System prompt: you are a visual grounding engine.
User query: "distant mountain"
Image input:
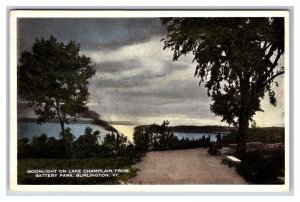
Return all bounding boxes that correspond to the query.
[170,125,232,133]
[134,124,232,133]
[135,124,284,134]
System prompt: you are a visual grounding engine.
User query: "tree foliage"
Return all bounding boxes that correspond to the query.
[161,18,284,153]
[133,121,211,151]
[17,130,75,159]
[73,127,101,158]
[17,127,134,159]
[102,133,128,155]
[18,36,95,135]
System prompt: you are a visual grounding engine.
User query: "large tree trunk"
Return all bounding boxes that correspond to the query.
[236,116,249,155]
[59,119,65,137]
[116,133,120,152]
[236,75,250,155]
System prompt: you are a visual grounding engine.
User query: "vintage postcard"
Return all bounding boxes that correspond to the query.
[10,10,290,192]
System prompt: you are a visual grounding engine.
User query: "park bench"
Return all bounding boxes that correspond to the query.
[225,155,241,167]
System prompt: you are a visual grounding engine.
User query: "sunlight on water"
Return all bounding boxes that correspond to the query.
[111,124,136,142]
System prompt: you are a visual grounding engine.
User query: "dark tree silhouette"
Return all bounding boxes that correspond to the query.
[18,36,95,136]
[133,127,151,152]
[73,127,101,158]
[161,18,284,154]
[102,133,128,154]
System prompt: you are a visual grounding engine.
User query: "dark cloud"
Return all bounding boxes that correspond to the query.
[17,102,37,118]
[94,60,191,88]
[124,79,209,100]
[18,18,165,52]
[95,60,141,73]
[88,91,214,119]
[95,77,147,88]
[17,17,284,128]
[87,72,213,120]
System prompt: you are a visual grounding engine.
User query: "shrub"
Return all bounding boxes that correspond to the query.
[236,150,284,184]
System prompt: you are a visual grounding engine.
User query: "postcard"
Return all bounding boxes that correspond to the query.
[9,10,290,193]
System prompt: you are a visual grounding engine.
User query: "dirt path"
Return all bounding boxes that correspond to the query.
[129,148,246,184]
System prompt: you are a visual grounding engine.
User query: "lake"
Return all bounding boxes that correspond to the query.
[18,122,225,143]
[18,122,111,141]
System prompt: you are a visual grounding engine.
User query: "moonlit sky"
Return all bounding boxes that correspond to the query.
[17,18,285,127]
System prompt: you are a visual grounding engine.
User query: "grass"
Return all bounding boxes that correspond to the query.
[18,154,143,184]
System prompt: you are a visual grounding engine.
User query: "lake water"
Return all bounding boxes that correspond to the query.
[18,122,111,141]
[18,122,225,143]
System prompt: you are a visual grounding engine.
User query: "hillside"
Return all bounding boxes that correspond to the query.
[170,125,232,133]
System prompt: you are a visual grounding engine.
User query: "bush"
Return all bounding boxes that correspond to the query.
[18,127,136,159]
[236,150,284,184]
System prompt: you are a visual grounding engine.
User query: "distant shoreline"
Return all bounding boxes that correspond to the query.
[18,117,284,134]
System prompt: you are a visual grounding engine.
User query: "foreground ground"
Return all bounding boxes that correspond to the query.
[129,148,246,184]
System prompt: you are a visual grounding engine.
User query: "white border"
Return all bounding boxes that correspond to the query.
[11,10,289,18]
[9,10,290,193]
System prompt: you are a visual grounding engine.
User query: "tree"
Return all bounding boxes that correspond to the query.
[73,127,101,158]
[17,137,30,158]
[133,127,151,152]
[18,36,96,136]
[60,127,75,158]
[102,132,128,155]
[161,18,284,154]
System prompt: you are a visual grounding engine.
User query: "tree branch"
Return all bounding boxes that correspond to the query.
[264,44,277,61]
[270,49,283,69]
[263,70,284,85]
[47,97,59,114]
[262,41,272,53]
[47,97,64,125]
[255,48,284,92]
[263,49,283,79]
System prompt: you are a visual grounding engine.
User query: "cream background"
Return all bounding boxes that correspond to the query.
[9,9,291,194]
